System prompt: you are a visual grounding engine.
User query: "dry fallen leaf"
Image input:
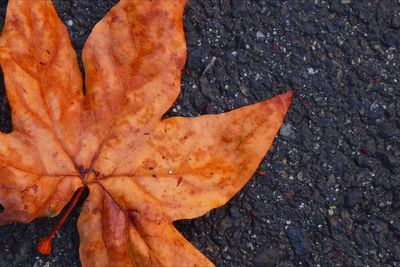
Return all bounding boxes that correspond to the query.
[0,0,293,266]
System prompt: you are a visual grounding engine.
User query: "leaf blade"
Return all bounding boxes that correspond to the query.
[104,91,293,220]
[0,0,84,164]
[79,183,214,267]
[79,0,187,168]
[0,0,84,224]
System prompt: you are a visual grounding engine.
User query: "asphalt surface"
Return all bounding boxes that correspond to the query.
[0,0,399,266]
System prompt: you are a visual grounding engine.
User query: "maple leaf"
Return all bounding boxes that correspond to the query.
[0,0,293,266]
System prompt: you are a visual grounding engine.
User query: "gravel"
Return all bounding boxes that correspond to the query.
[0,0,399,266]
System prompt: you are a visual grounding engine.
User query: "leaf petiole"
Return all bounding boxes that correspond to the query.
[37,187,86,255]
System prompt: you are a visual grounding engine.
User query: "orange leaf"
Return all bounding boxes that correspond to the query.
[0,0,293,266]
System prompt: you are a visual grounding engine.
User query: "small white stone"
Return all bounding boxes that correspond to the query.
[67,20,74,27]
[256,31,265,38]
[308,67,317,75]
[280,123,294,136]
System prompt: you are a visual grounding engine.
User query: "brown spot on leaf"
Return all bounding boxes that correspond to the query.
[176,176,183,187]
[143,158,158,170]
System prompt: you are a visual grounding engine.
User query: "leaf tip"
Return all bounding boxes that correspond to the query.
[273,89,295,113]
[283,88,295,104]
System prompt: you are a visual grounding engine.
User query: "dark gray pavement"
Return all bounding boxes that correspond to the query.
[0,0,399,266]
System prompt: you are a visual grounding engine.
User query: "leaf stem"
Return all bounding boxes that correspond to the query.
[37,187,85,255]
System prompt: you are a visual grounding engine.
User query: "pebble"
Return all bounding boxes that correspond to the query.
[254,247,279,267]
[307,68,317,75]
[345,189,363,208]
[256,31,265,39]
[287,226,310,260]
[280,123,294,137]
[218,216,233,234]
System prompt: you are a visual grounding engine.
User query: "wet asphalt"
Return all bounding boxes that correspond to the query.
[0,0,399,266]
